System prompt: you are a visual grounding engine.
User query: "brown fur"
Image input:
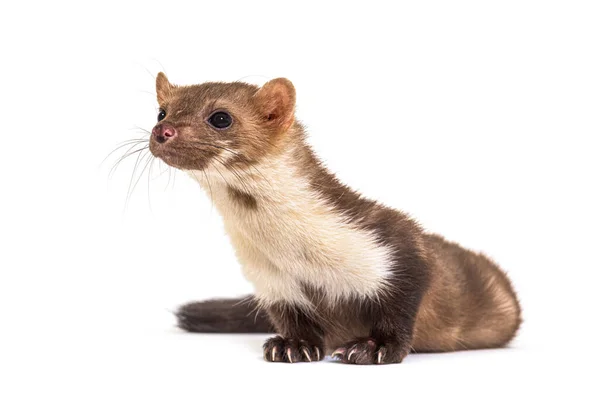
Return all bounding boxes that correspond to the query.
[227,186,258,210]
[150,73,522,364]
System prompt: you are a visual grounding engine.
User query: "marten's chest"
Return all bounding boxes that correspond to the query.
[211,182,394,307]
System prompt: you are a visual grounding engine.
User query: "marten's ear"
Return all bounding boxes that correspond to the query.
[156,72,173,104]
[255,78,296,133]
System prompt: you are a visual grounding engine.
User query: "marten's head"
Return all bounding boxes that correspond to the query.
[149,73,296,171]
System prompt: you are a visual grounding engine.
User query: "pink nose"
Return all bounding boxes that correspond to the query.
[152,123,177,144]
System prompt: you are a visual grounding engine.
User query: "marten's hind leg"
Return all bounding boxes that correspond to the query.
[413,235,522,352]
[458,262,522,349]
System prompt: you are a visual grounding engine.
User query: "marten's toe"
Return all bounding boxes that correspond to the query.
[332,338,409,365]
[263,336,323,363]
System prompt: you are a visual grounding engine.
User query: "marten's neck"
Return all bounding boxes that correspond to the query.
[188,122,379,234]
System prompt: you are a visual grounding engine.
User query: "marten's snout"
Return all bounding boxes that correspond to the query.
[152,123,177,144]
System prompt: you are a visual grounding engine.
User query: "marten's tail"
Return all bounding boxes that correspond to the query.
[176,296,275,333]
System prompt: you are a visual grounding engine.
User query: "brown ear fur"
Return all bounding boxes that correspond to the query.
[156,72,173,104]
[255,78,296,133]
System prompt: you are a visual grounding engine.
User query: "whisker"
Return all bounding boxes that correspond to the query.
[190,170,215,212]
[126,149,154,208]
[138,89,156,98]
[189,141,243,157]
[109,145,149,178]
[151,58,168,77]
[230,166,255,196]
[213,155,252,196]
[165,163,173,191]
[156,160,168,177]
[152,159,167,181]
[188,140,274,189]
[236,162,274,192]
[147,155,155,213]
[117,136,150,145]
[124,148,148,209]
[102,139,148,168]
[131,125,152,135]
[201,169,214,211]
[211,160,233,191]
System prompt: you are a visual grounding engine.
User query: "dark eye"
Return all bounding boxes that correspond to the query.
[208,111,232,129]
[157,109,166,122]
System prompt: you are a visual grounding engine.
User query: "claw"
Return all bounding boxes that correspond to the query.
[331,348,346,359]
[315,347,320,361]
[286,348,293,363]
[271,346,278,362]
[301,347,312,362]
[377,350,383,364]
[347,347,357,361]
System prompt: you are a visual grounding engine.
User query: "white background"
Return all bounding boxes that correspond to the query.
[1,1,599,403]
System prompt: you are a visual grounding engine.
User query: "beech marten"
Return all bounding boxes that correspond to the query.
[147,73,521,364]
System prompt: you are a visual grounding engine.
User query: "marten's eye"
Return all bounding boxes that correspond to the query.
[207,111,232,129]
[157,109,166,122]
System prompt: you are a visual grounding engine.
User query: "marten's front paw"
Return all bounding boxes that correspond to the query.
[331,338,409,365]
[263,336,323,363]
